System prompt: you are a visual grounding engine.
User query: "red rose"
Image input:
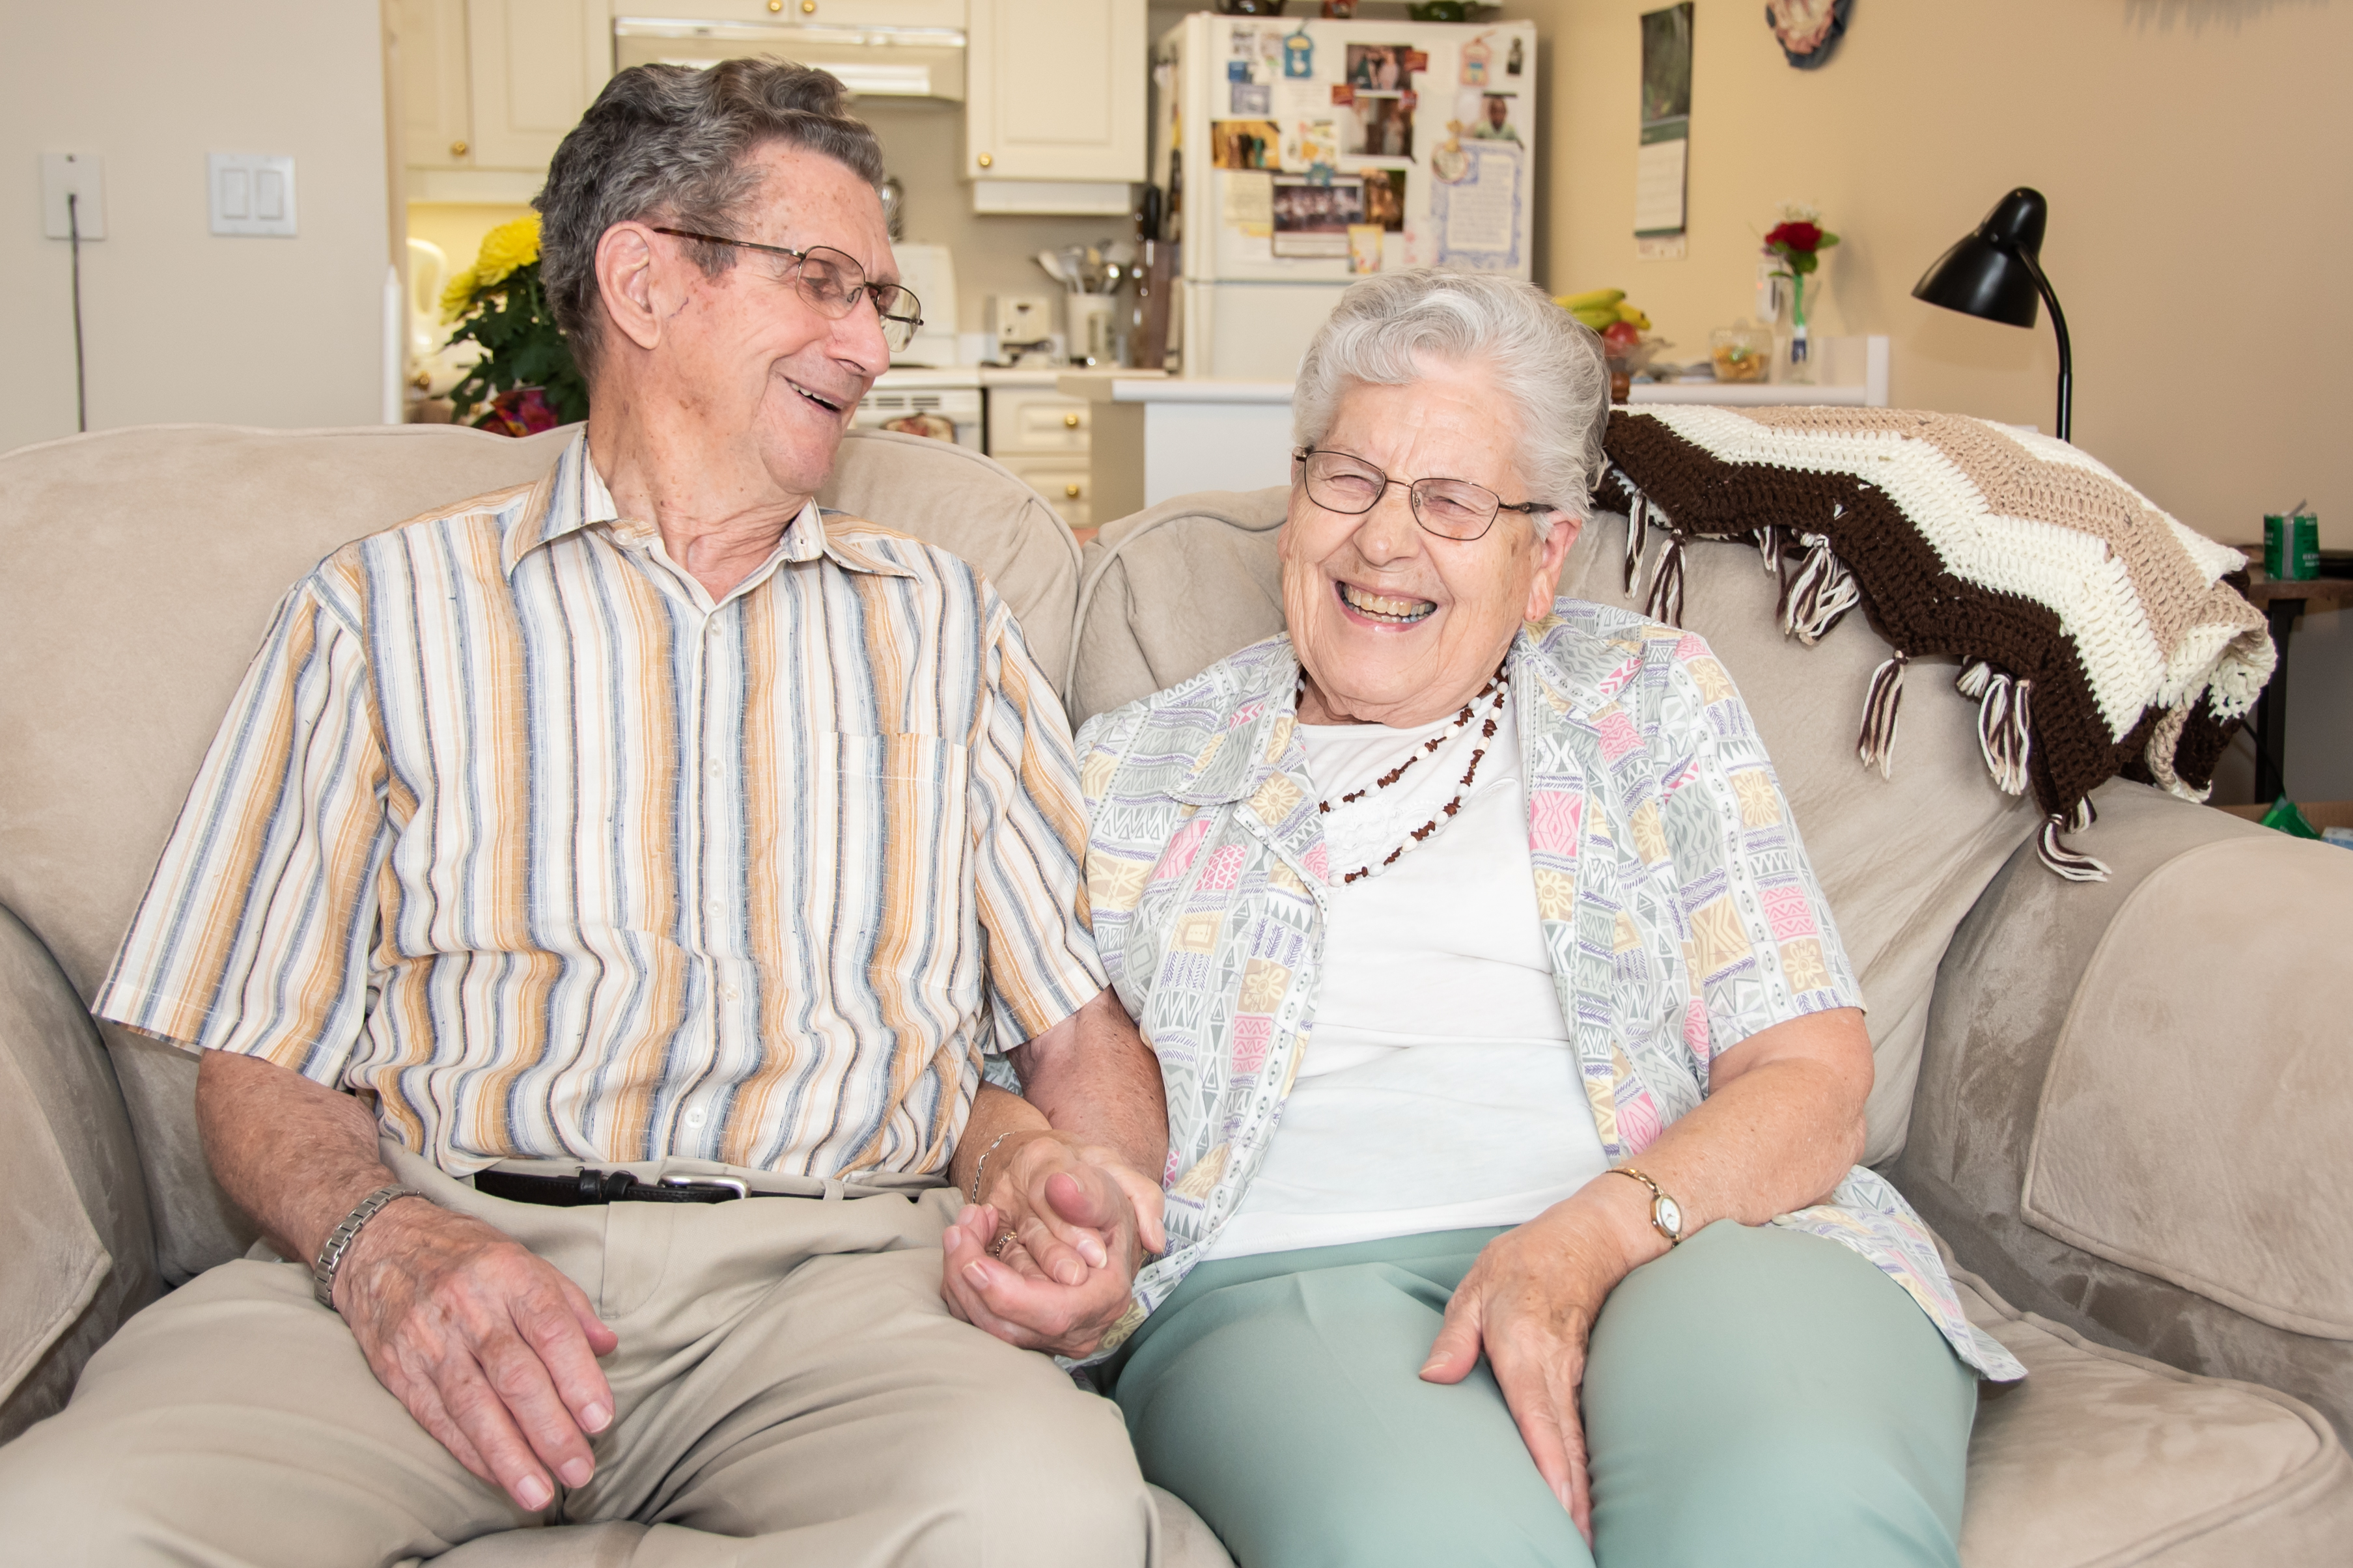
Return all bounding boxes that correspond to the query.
[1766,221,1823,252]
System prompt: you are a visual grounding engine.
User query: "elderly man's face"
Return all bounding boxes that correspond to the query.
[1279,361,1578,728]
[654,142,895,497]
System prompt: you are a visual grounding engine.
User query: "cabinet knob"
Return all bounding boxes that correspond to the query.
[449,139,468,157]
[801,0,816,11]
[976,153,993,169]
[1062,412,1081,428]
[1064,483,1082,499]
[768,0,783,8]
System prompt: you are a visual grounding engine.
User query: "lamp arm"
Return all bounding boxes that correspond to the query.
[2016,247,2072,443]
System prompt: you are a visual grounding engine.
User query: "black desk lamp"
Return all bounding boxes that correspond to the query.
[1912,187,2072,442]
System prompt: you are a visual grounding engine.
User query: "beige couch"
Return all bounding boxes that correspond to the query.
[1,424,2347,1565]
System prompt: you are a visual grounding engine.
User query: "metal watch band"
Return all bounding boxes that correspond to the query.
[312,1184,427,1308]
[1605,1165,1684,1246]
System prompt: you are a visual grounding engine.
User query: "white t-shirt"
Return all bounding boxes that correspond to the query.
[1204,698,1612,1260]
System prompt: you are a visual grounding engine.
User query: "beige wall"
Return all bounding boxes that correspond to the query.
[0,1,392,454]
[1522,0,2352,553]
[1514,0,2351,803]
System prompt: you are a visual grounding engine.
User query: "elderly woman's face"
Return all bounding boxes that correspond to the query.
[1279,361,1578,727]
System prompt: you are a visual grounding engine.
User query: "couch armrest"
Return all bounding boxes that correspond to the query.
[0,902,158,1443]
[1893,780,2353,1446]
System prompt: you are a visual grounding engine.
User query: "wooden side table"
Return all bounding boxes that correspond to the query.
[2239,573,2350,803]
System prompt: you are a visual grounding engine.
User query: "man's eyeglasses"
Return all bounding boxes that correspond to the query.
[1293,447,1551,542]
[652,227,924,353]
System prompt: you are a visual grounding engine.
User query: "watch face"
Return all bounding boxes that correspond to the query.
[1655,1195,1684,1237]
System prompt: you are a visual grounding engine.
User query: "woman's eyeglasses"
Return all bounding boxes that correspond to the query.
[652,227,924,353]
[1293,447,1550,542]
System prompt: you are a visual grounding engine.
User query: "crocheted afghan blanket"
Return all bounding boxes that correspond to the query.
[1596,406,2274,879]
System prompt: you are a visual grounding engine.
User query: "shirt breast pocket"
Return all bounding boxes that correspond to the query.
[822,732,974,969]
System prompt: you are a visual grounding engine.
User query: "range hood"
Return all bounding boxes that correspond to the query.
[613,18,966,101]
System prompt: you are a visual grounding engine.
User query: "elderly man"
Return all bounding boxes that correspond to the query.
[0,59,1167,1567]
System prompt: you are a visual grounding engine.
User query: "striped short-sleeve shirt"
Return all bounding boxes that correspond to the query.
[94,432,1106,1177]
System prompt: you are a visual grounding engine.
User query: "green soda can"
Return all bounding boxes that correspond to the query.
[2264,508,2318,581]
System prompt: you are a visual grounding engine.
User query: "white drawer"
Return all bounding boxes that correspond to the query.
[988,388,1090,455]
[994,456,1091,530]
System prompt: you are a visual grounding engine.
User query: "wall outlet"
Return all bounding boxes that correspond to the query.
[209,153,297,237]
[40,152,105,240]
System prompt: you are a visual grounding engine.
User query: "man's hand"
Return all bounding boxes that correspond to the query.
[334,1198,620,1512]
[1418,1191,1652,1546]
[938,1132,1163,1357]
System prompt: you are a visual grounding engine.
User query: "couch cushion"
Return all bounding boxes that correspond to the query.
[0,420,1078,1284]
[1953,1265,2353,1565]
[2021,833,2353,1341]
[1072,495,2042,1161]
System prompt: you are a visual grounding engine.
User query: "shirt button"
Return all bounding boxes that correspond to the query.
[720,983,741,1001]
[708,895,724,913]
[684,1107,708,1129]
[708,759,724,778]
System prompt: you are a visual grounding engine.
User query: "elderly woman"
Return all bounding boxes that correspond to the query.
[1066,270,2025,1567]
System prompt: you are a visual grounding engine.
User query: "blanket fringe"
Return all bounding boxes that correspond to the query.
[1953,659,2033,796]
[1756,523,1786,579]
[1643,530,1689,627]
[1623,488,1653,594]
[2038,811,2110,881]
[1778,532,1861,646]
[1856,652,1908,779]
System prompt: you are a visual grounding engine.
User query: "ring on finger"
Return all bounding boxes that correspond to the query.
[990,1228,1019,1258]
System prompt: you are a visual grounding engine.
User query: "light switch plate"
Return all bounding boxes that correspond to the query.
[40,152,105,240]
[209,153,297,237]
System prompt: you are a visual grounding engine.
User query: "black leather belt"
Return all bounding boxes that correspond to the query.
[473,1167,753,1206]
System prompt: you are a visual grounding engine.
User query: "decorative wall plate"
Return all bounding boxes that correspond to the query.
[1764,0,1850,69]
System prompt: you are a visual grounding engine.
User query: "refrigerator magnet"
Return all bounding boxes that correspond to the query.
[1283,26,1315,78]
[1232,82,1272,116]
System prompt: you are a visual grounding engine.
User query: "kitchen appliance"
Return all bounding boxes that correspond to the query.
[613,15,966,100]
[887,242,960,368]
[1156,12,1539,378]
[852,368,982,449]
[988,295,1055,356]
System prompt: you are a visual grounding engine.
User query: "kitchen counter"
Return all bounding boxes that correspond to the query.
[1057,373,1289,516]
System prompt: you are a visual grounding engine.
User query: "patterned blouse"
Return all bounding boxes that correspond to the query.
[1073,602,2026,1381]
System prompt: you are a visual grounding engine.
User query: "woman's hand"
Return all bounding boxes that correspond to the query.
[939,1130,1165,1358]
[1419,1181,1660,1546]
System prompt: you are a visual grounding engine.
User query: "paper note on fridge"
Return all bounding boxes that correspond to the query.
[1223,170,1275,235]
[1434,144,1521,268]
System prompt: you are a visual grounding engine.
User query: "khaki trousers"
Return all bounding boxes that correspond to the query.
[0,1144,1157,1568]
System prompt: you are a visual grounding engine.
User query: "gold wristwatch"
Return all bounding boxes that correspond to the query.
[1606,1166,1685,1246]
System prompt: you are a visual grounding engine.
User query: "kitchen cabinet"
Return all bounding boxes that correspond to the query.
[966,0,1143,213]
[987,380,1096,532]
[393,0,474,171]
[391,0,609,184]
[624,0,964,23]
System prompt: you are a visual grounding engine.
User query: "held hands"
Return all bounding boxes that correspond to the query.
[333,1199,619,1513]
[939,1129,1167,1357]
[1417,1183,1663,1546]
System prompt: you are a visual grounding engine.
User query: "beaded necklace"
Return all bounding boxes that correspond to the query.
[1299,664,1510,885]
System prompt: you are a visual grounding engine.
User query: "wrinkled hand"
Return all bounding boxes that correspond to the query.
[335,1198,619,1513]
[1417,1196,1638,1546]
[940,1133,1165,1357]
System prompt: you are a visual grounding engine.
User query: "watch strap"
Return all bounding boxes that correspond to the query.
[1604,1165,1683,1246]
[312,1184,427,1308]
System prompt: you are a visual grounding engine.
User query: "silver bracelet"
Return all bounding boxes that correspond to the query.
[969,1129,1021,1205]
[312,1184,427,1308]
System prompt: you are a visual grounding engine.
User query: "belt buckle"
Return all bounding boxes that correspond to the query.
[660,1173,749,1201]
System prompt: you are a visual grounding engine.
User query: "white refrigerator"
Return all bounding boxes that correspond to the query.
[1154,11,1539,381]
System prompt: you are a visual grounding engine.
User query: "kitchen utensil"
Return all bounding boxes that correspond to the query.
[1068,294,1117,366]
[1035,249,1071,288]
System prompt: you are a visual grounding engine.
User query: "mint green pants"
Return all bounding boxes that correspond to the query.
[1108,1221,1975,1568]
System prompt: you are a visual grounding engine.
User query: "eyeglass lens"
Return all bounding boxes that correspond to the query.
[1300,450,1503,540]
[790,247,921,351]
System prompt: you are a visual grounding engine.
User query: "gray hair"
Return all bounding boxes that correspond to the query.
[1292,269,1611,534]
[535,59,885,374]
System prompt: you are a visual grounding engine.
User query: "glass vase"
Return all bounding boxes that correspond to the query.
[1782,272,1817,385]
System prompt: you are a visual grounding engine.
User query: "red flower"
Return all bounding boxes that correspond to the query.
[1765,220,1823,252]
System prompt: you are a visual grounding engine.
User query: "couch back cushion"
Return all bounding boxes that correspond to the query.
[1073,491,2041,1162]
[0,421,1076,1280]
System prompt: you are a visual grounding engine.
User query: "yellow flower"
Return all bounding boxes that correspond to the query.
[473,214,541,287]
[439,266,479,324]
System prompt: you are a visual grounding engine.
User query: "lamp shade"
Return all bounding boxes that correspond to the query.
[1912,187,2050,328]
